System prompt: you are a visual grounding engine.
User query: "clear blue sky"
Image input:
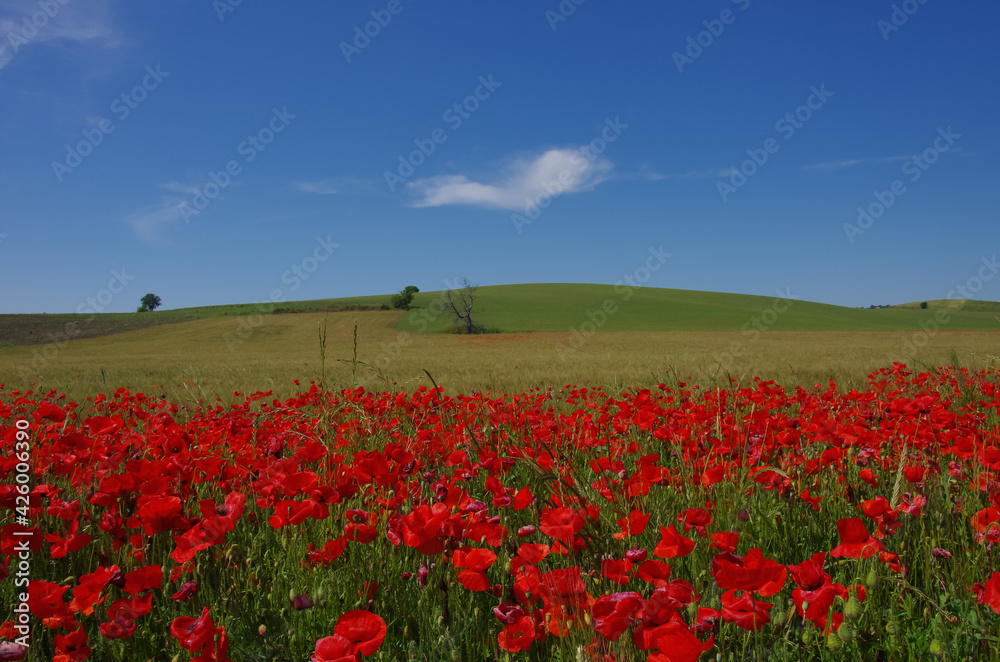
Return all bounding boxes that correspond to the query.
[1,0,997,314]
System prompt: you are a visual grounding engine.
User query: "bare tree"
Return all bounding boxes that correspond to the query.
[445,279,479,334]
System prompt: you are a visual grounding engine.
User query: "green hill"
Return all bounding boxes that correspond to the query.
[397,284,1000,333]
[1,284,997,348]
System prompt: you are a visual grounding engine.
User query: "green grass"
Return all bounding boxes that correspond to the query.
[397,284,1000,334]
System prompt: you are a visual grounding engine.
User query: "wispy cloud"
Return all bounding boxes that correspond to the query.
[126,200,186,244]
[296,177,377,195]
[0,0,117,70]
[126,180,204,243]
[803,155,913,171]
[407,148,614,210]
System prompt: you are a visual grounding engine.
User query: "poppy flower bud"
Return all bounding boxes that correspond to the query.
[258,625,267,637]
[517,525,537,538]
[844,596,862,621]
[826,633,843,651]
[291,594,314,611]
[737,509,750,522]
[107,568,126,588]
[929,639,944,657]
[931,547,952,558]
[625,548,647,563]
[837,625,856,643]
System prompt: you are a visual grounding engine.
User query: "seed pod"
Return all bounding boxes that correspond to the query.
[885,622,898,637]
[844,596,862,621]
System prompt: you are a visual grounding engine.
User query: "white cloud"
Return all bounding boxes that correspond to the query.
[0,0,117,70]
[406,148,614,211]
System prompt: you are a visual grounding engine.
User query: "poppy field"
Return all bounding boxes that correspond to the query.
[1,363,999,661]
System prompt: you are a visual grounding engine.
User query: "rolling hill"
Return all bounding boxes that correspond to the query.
[1,284,998,348]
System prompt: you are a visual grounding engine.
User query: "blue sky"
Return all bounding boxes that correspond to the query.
[0,0,997,314]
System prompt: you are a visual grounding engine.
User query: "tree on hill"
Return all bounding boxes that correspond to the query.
[138,293,161,312]
[391,285,419,310]
[445,279,479,334]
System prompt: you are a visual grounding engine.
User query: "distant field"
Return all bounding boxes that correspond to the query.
[1,308,997,402]
[2,284,996,400]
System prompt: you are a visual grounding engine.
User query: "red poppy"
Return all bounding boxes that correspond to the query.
[653,525,696,559]
[593,592,645,641]
[720,589,772,631]
[634,560,672,588]
[71,565,119,615]
[651,621,714,662]
[334,611,386,656]
[27,581,73,627]
[453,546,496,571]
[539,507,584,540]
[53,627,90,661]
[34,401,67,423]
[170,606,216,654]
[136,495,185,536]
[311,635,358,662]
[712,548,786,596]
[974,571,1000,615]
[709,531,739,553]
[108,594,153,621]
[614,510,650,540]
[100,619,137,639]
[453,547,497,591]
[860,496,901,538]
[45,520,92,559]
[830,518,883,559]
[786,552,847,627]
[516,543,550,565]
[498,615,536,653]
[600,558,633,585]
[538,567,588,607]
[401,503,450,555]
[306,537,348,568]
[172,580,198,602]
[123,565,163,595]
[677,508,712,538]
